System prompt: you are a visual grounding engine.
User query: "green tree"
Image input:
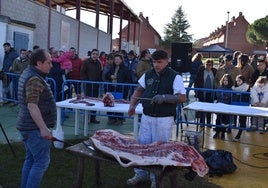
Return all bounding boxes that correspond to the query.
[246,15,268,49]
[161,6,192,48]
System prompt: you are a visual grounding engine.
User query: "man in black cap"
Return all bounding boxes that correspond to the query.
[127,50,186,188]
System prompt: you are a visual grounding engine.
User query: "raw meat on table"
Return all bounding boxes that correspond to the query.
[68,94,129,106]
[90,129,209,177]
[102,93,115,107]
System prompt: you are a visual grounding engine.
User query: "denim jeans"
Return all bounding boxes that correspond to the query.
[20,130,51,188]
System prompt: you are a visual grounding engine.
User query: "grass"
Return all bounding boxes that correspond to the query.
[0,140,222,188]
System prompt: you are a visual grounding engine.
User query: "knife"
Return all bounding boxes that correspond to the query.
[133,97,152,101]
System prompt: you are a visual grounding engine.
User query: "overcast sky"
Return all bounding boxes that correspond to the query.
[66,0,268,40]
[123,0,268,40]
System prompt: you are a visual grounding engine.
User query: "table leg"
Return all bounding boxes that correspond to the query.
[169,174,178,188]
[75,109,79,135]
[155,174,163,188]
[75,157,85,188]
[84,110,89,136]
[95,159,101,184]
[133,114,139,139]
[56,107,61,129]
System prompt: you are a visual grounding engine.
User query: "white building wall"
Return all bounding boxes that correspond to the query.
[98,30,112,54]
[0,22,8,68]
[79,22,98,57]
[0,22,8,102]
[0,0,111,57]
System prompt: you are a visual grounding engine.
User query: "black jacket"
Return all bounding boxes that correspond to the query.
[195,66,217,101]
[142,66,177,117]
[105,63,132,99]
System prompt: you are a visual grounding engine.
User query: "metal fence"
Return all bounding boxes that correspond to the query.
[0,72,57,103]
[1,71,264,134]
[177,87,259,134]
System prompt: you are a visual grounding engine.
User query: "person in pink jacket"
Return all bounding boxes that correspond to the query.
[52,46,73,71]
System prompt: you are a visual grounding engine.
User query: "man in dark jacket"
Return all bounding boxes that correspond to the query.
[250,59,268,86]
[2,42,19,102]
[80,48,102,123]
[2,42,19,72]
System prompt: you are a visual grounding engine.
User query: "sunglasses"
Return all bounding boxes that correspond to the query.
[206,64,212,66]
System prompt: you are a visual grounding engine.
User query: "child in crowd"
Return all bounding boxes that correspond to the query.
[52,46,73,85]
[232,75,250,141]
[214,74,233,139]
[250,76,268,134]
[52,46,73,71]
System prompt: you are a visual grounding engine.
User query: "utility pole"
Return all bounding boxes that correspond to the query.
[225,11,230,48]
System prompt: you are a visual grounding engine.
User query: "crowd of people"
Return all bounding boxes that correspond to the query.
[192,51,268,141]
[1,43,268,133]
[0,43,154,122]
[1,43,268,129]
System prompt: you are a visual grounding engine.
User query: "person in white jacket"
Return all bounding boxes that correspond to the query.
[232,74,250,142]
[250,76,268,133]
[232,75,250,141]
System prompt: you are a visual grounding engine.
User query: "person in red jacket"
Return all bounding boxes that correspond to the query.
[69,47,83,95]
[99,51,107,69]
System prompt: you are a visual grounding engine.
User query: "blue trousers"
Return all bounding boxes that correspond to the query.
[20,130,51,188]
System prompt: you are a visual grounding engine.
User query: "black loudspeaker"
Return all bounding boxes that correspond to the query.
[171,42,192,73]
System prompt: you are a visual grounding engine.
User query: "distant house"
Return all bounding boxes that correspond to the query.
[199,12,265,56]
[114,12,162,53]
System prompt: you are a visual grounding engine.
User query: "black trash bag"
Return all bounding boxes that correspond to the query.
[202,149,237,177]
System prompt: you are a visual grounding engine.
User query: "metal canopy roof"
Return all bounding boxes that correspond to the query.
[35,0,140,22]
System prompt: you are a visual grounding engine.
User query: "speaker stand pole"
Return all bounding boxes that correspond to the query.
[0,122,16,157]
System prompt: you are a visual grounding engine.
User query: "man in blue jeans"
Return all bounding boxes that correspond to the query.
[16,49,56,188]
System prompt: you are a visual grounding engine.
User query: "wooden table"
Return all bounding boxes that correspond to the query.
[66,141,186,188]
